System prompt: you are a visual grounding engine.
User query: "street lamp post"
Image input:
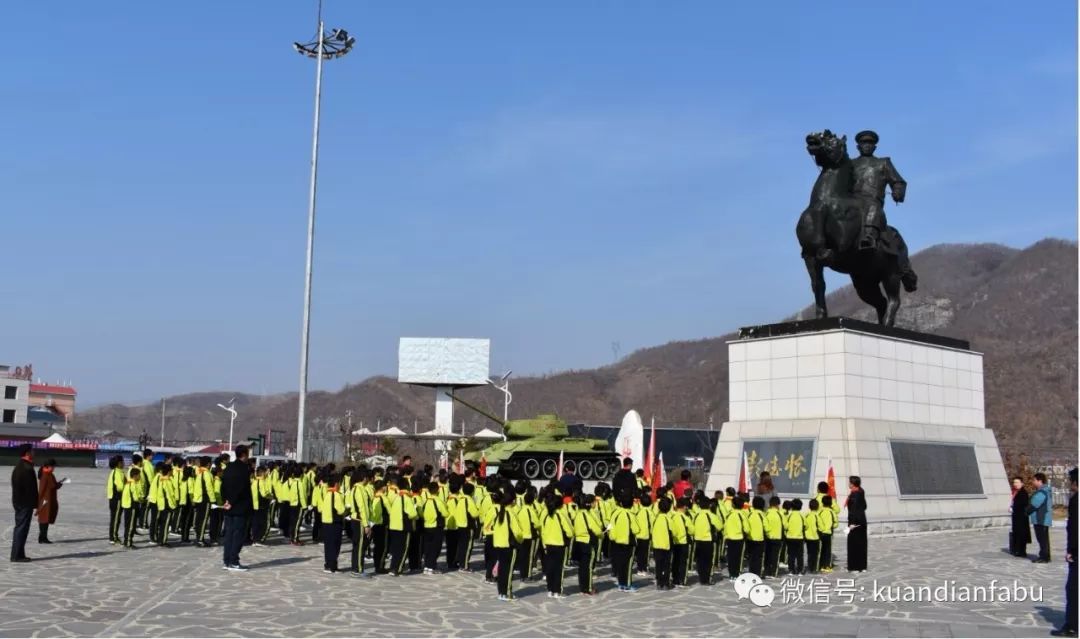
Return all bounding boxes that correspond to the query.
[217,400,238,453]
[293,1,356,462]
[487,371,512,441]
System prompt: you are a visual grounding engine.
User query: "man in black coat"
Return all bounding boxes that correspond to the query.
[10,443,37,562]
[220,445,253,571]
[1052,467,1078,637]
[612,458,637,503]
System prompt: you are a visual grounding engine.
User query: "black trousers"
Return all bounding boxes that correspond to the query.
[611,541,634,587]
[654,548,672,588]
[516,537,536,578]
[349,521,366,572]
[805,538,821,572]
[209,509,223,544]
[136,499,148,529]
[10,507,32,560]
[371,524,388,572]
[846,526,867,571]
[747,540,765,577]
[251,508,268,543]
[765,540,783,577]
[1034,525,1051,561]
[695,540,714,584]
[574,540,595,593]
[178,504,193,542]
[1066,557,1077,631]
[726,539,744,578]
[277,502,289,536]
[154,507,173,545]
[820,533,833,569]
[424,529,444,570]
[193,502,210,544]
[388,529,410,575]
[122,508,136,547]
[323,520,342,571]
[108,497,122,542]
[496,546,516,597]
[672,544,689,586]
[444,529,461,571]
[484,536,496,579]
[312,518,321,543]
[543,545,565,593]
[455,527,475,571]
[788,538,805,574]
[409,528,423,570]
[635,538,650,573]
[222,515,245,566]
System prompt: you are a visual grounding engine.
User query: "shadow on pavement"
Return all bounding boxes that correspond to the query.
[1034,605,1064,628]
[245,557,313,569]
[33,551,117,562]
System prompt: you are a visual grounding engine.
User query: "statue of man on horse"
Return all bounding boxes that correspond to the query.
[795,129,918,327]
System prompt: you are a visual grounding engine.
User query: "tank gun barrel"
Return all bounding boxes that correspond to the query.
[447,392,506,428]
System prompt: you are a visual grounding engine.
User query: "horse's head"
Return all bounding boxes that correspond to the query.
[806,129,848,168]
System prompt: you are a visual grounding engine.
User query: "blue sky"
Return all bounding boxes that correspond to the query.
[2,1,1076,406]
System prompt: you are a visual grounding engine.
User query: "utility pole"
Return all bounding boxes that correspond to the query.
[159,398,165,447]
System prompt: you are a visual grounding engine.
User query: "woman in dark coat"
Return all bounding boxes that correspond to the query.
[845,475,868,572]
[37,458,62,543]
[1009,476,1031,557]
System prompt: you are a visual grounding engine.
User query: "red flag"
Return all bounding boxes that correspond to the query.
[650,450,663,500]
[479,453,487,479]
[826,457,836,499]
[556,450,564,480]
[738,451,749,494]
[645,417,656,485]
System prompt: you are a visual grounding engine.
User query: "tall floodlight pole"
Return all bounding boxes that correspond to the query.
[487,371,512,441]
[293,0,356,462]
[217,400,238,452]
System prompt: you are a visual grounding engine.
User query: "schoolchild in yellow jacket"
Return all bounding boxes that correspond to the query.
[764,496,784,577]
[784,498,805,574]
[670,497,692,587]
[818,495,838,572]
[320,473,347,573]
[652,497,674,590]
[489,492,523,601]
[723,496,747,579]
[120,467,143,548]
[540,492,573,598]
[572,494,603,595]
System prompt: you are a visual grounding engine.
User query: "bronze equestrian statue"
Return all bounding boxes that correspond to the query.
[795,129,918,327]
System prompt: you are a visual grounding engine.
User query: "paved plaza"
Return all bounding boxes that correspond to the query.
[0,467,1071,637]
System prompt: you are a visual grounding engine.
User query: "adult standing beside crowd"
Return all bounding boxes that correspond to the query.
[1009,476,1031,557]
[845,475,867,573]
[37,458,62,544]
[9,443,37,562]
[220,444,253,571]
[1051,467,1077,637]
[1030,472,1053,563]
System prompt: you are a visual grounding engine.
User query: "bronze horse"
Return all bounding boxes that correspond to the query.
[795,130,915,327]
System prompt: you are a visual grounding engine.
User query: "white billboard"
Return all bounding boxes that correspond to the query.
[398,338,491,386]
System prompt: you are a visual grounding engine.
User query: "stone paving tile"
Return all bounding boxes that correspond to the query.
[0,467,1072,637]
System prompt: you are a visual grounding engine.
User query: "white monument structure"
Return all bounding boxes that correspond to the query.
[398,338,491,451]
[705,317,1011,534]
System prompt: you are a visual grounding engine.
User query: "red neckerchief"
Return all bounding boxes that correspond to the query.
[43,467,53,475]
[21,454,33,463]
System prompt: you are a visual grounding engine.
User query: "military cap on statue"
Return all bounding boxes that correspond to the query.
[855,130,879,144]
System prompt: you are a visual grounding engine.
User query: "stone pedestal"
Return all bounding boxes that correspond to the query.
[705,318,1010,534]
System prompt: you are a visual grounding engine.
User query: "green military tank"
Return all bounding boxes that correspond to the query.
[451,394,620,481]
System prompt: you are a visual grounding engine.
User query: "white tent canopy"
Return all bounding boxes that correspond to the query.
[373,426,408,438]
[415,429,463,440]
[352,427,375,436]
[41,433,70,444]
[472,428,503,440]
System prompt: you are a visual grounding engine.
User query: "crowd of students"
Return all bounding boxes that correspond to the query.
[105,449,845,600]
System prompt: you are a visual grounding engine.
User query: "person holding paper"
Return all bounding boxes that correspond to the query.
[36,459,62,544]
